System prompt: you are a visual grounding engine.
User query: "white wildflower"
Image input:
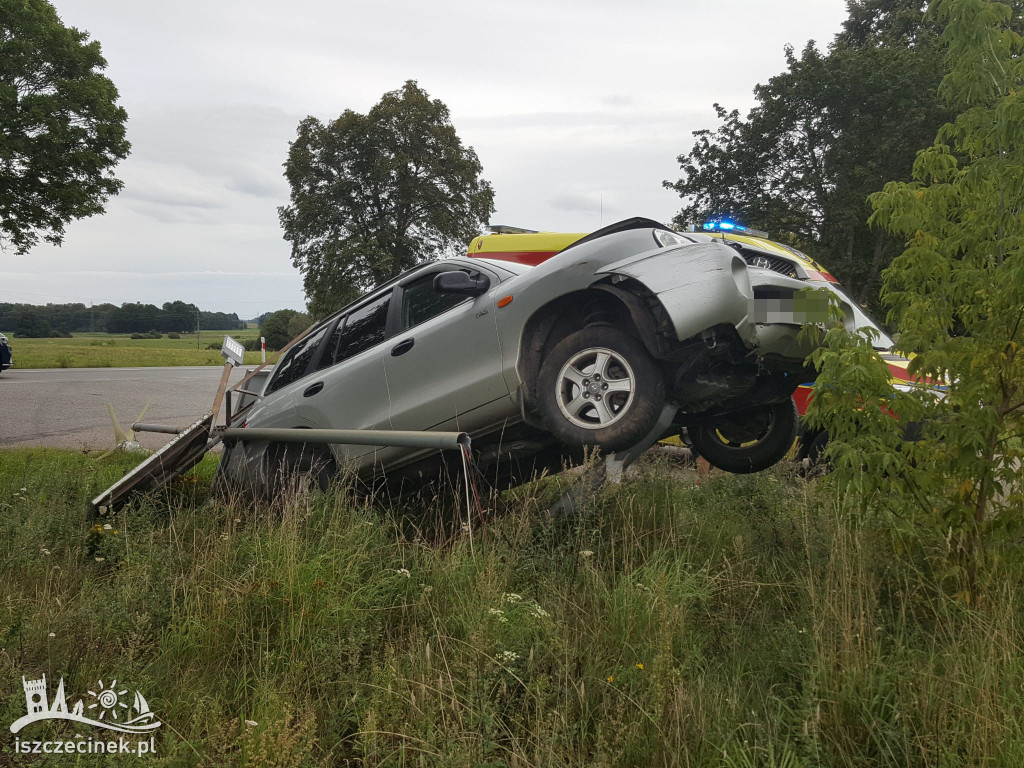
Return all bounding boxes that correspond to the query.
[48,632,55,638]
[580,550,594,558]
[396,568,411,578]
[103,524,113,530]
[497,650,520,663]
[41,548,51,556]
[94,557,105,562]
[244,720,258,728]
[503,593,522,603]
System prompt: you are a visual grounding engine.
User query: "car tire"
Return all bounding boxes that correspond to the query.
[804,430,830,466]
[266,442,335,495]
[688,397,798,474]
[537,326,666,452]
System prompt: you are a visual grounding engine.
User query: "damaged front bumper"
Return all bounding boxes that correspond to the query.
[598,243,825,367]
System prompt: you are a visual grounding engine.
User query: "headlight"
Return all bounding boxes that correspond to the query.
[653,229,687,248]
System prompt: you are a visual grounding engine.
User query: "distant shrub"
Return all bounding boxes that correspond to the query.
[147,330,162,339]
[167,332,180,339]
[260,309,309,350]
[130,333,146,339]
[206,342,221,350]
[243,338,264,352]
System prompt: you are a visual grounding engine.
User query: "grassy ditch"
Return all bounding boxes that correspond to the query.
[0,449,1021,766]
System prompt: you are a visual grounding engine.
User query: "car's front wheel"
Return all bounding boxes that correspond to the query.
[688,398,798,474]
[537,327,666,452]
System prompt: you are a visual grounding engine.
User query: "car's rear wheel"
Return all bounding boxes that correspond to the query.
[265,442,335,495]
[537,327,666,452]
[688,397,798,474]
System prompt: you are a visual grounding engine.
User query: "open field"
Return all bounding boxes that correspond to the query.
[1,449,1021,766]
[0,330,268,369]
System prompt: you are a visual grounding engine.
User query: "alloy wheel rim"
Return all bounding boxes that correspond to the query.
[555,347,636,429]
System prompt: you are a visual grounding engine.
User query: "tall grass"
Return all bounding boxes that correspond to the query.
[0,449,1021,766]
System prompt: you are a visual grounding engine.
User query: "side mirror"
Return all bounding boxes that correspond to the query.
[434,270,491,296]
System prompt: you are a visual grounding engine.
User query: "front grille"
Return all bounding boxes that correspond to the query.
[743,252,798,278]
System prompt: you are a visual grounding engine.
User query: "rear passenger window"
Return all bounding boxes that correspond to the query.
[266,324,328,394]
[332,295,391,364]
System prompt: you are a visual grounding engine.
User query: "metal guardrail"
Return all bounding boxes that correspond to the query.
[92,422,472,511]
[218,427,470,451]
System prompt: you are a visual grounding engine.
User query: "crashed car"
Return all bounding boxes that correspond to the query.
[0,333,12,374]
[469,221,942,467]
[218,217,824,494]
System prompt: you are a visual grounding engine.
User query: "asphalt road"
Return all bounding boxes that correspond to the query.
[0,366,253,450]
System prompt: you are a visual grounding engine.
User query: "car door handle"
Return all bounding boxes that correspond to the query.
[391,338,415,357]
[303,382,324,397]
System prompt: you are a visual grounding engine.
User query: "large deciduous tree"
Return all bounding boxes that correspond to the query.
[665,0,955,309]
[0,0,130,253]
[279,81,495,318]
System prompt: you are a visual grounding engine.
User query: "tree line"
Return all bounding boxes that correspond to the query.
[0,302,245,337]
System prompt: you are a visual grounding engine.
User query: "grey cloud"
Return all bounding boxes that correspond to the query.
[549,192,615,215]
[121,183,227,210]
[225,170,286,199]
[460,109,705,131]
[124,201,221,225]
[602,94,636,107]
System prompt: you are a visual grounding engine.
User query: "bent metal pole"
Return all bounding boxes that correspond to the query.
[132,423,183,435]
[218,427,470,452]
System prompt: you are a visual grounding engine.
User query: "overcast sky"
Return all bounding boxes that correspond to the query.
[3,0,849,317]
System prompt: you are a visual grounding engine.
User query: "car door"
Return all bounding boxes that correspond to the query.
[249,320,335,429]
[384,262,509,432]
[291,290,394,464]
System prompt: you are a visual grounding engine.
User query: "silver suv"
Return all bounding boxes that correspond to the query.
[218,218,821,493]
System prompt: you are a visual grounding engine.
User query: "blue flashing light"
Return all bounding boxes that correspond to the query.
[702,220,747,233]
